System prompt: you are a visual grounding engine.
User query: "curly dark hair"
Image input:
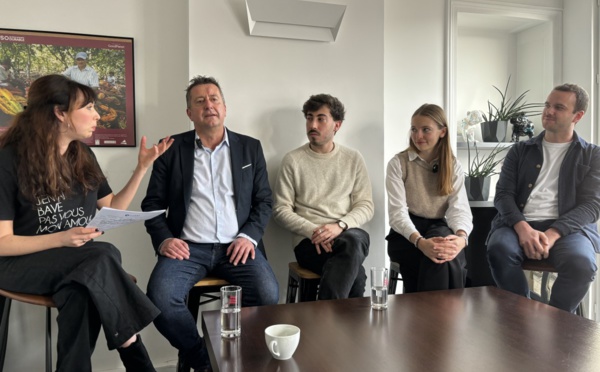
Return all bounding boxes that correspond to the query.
[302,94,345,121]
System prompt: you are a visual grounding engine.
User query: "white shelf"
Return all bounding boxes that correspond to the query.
[468,201,495,208]
[457,142,513,149]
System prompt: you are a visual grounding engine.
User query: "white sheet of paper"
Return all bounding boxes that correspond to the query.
[87,207,165,231]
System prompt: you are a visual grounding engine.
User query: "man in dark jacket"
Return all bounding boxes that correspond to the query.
[487,83,600,313]
[142,76,278,371]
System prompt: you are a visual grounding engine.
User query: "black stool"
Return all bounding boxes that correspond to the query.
[522,259,585,317]
[286,262,320,303]
[388,261,403,294]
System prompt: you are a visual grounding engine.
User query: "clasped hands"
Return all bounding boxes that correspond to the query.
[419,235,466,264]
[517,225,561,260]
[311,223,344,254]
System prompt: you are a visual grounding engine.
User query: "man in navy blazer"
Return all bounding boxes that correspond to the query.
[142,76,278,371]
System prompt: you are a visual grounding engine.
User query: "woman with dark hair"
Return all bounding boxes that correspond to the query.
[386,103,472,293]
[0,74,173,371]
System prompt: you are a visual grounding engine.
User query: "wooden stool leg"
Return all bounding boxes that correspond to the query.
[45,307,52,372]
[0,297,12,372]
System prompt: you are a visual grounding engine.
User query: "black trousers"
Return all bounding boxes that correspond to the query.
[0,241,159,371]
[386,214,466,293]
[294,228,369,299]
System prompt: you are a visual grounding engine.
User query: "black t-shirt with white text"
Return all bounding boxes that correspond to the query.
[0,146,112,236]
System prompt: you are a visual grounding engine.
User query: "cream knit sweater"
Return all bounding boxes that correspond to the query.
[273,143,374,248]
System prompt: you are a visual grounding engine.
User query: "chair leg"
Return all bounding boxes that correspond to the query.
[0,297,12,372]
[286,275,299,304]
[299,280,318,302]
[187,289,202,324]
[576,302,586,318]
[540,272,551,302]
[45,307,52,372]
[388,270,398,295]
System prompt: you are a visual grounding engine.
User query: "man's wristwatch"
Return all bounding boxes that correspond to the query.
[337,220,348,231]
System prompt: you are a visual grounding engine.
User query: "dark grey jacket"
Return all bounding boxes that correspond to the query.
[490,131,600,253]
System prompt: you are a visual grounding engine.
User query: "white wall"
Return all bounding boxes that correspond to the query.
[457,28,515,139]
[563,0,596,141]
[384,0,447,183]
[516,21,554,124]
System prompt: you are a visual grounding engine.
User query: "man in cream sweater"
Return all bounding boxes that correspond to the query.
[273,94,374,299]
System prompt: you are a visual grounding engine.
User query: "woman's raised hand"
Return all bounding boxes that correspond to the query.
[138,135,174,170]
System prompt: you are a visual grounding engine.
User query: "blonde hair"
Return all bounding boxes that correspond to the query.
[408,103,454,196]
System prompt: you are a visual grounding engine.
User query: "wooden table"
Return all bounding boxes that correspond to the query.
[201,287,600,372]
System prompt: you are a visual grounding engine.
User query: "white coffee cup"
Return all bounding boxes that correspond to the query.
[264,324,300,360]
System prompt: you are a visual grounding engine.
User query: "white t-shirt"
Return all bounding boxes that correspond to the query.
[523,139,571,221]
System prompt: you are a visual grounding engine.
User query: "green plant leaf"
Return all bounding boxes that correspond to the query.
[465,141,509,178]
[484,75,543,121]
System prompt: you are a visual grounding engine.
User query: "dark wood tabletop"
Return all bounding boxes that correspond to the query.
[201,286,600,372]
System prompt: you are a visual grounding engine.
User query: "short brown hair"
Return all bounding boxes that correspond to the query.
[553,83,589,113]
[186,75,225,108]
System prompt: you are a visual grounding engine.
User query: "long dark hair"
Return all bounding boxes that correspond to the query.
[0,74,105,202]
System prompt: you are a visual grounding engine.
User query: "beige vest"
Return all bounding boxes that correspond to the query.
[398,151,448,219]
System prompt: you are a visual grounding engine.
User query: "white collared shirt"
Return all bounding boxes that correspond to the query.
[180,130,255,245]
[386,150,473,240]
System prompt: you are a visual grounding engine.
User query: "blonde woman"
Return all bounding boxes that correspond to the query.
[386,104,472,292]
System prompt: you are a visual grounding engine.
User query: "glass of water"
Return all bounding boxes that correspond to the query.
[221,285,241,337]
[370,267,388,310]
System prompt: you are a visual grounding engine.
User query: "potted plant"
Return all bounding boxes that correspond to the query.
[464,141,509,201]
[481,76,543,142]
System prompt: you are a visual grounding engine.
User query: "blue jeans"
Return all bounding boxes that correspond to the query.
[294,228,369,299]
[487,220,597,313]
[146,242,278,368]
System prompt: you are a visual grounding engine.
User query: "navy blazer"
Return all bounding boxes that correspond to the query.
[142,129,272,255]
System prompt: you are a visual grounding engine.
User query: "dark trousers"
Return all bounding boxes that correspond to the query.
[294,228,369,299]
[0,242,160,372]
[386,215,466,293]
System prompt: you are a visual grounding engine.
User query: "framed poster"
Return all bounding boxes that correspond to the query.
[0,28,136,147]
